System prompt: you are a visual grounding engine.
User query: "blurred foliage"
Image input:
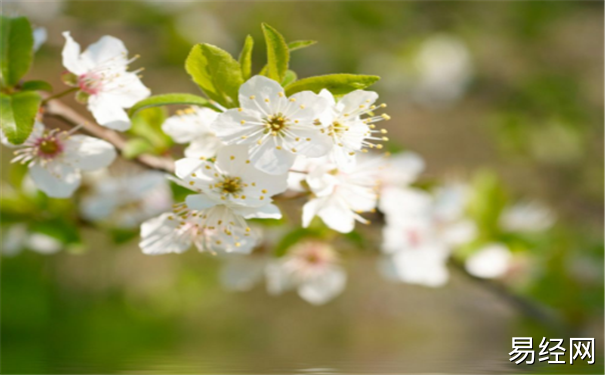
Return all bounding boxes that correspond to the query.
[1,1,603,373]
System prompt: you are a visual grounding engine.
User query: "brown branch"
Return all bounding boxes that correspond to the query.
[449,259,571,332]
[43,99,175,173]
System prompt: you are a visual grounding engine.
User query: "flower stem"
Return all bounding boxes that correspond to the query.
[41,87,78,105]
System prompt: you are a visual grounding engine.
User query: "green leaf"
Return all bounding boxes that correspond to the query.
[261,23,289,82]
[21,80,53,92]
[287,40,317,52]
[238,35,254,81]
[122,138,155,159]
[0,16,34,88]
[0,91,41,145]
[281,70,297,87]
[285,74,380,96]
[128,93,213,116]
[185,44,243,108]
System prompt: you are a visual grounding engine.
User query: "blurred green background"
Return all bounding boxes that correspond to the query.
[1,1,603,373]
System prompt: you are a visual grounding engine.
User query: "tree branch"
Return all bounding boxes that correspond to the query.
[449,259,571,331]
[43,99,175,173]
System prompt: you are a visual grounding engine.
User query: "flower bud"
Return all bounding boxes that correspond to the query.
[61,71,79,87]
[75,90,90,104]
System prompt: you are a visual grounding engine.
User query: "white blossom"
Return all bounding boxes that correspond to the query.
[141,145,288,255]
[161,106,223,158]
[175,145,287,217]
[139,210,257,256]
[318,89,390,169]
[500,202,555,233]
[266,241,346,305]
[4,122,116,198]
[378,185,476,287]
[211,75,332,175]
[80,170,173,228]
[301,155,380,233]
[2,224,62,257]
[62,32,150,131]
[464,243,512,279]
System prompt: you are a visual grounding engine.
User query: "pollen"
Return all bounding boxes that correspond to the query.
[241,120,246,125]
[249,95,255,100]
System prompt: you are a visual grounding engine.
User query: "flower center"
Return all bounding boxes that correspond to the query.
[217,176,242,195]
[264,113,289,134]
[78,72,104,95]
[329,120,349,135]
[36,136,64,159]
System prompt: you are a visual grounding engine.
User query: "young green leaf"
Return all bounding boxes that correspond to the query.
[287,40,317,52]
[239,35,254,81]
[186,45,221,103]
[0,16,34,88]
[0,91,41,145]
[128,93,213,116]
[281,70,298,87]
[285,74,380,96]
[185,44,243,108]
[21,80,53,92]
[261,23,289,82]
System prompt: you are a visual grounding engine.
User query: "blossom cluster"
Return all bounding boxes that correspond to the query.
[1,26,555,306]
[140,75,392,258]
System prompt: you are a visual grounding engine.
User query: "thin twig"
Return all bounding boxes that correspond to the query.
[40,87,79,105]
[450,259,570,332]
[44,99,175,173]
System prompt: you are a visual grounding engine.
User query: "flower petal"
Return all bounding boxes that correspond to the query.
[162,107,218,143]
[317,198,356,233]
[29,162,81,198]
[465,243,511,279]
[248,139,296,175]
[61,31,88,75]
[139,213,191,255]
[238,75,285,115]
[235,203,282,220]
[185,194,218,210]
[81,35,128,68]
[88,95,132,131]
[337,90,378,115]
[100,72,150,108]
[63,135,117,171]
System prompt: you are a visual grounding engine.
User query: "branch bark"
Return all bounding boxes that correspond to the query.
[44,99,175,173]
